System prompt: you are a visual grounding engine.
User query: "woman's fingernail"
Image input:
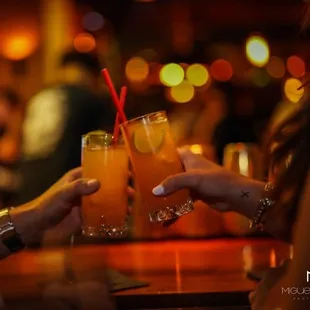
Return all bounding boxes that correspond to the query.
[152,185,165,195]
[87,179,98,187]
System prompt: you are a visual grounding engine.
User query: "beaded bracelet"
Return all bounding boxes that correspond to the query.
[249,182,275,230]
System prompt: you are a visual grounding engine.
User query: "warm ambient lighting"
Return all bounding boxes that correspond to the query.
[170,80,194,103]
[2,34,37,61]
[73,33,96,53]
[246,35,270,67]
[286,56,305,78]
[186,64,209,87]
[160,63,184,87]
[266,56,285,79]
[284,78,304,103]
[210,59,233,82]
[125,57,149,82]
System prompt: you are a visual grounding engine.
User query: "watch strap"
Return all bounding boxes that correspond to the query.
[0,208,25,253]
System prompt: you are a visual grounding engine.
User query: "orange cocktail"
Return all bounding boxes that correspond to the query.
[120,111,193,223]
[82,132,128,237]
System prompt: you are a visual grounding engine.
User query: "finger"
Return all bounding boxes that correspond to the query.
[127,206,133,215]
[58,178,100,201]
[249,291,256,304]
[177,147,196,163]
[152,171,202,196]
[65,167,83,182]
[127,186,135,198]
[162,217,178,227]
[178,147,214,169]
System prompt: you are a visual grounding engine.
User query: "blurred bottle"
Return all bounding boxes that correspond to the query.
[222,143,263,236]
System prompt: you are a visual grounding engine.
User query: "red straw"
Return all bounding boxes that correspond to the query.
[101,68,127,123]
[113,86,127,143]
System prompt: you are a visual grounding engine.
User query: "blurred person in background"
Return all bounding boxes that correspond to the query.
[14,51,115,205]
[0,88,23,208]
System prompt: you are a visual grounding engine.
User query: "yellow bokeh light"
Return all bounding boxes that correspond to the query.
[125,57,149,82]
[284,78,304,103]
[2,34,37,61]
[186,64,209,87]
[246,35,270,67]
[73,33,96,53]
[170,80,194,103]
[160,63,184,86]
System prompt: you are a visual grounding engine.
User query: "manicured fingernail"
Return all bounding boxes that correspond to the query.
[152,185,165,195]
[87,179,98,187]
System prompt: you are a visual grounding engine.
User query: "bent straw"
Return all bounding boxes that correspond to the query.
[113,86,127,143]
[101,68,127,123]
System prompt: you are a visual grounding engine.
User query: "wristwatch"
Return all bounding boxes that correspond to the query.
[0,208,25,253]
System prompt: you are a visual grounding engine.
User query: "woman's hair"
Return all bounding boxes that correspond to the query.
[266,3,310,236]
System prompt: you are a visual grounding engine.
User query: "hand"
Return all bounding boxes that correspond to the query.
[10,168,100,245]
[152,147,241,212]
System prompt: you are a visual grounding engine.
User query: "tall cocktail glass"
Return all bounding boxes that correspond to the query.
[81,132,129,237]
[120,111,193,223]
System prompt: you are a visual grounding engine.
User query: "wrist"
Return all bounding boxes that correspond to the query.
[228,175,265,218]
[9,203,42,245]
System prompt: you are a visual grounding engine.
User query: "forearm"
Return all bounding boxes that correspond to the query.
[10,204,41,245]
[229,176,291,242]
[0,204,41,260]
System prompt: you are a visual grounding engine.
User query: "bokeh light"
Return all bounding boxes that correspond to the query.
[186,64,209,87]
[286,56,305,78]
[73,33,96,53]
[170,80,195,103]
[266,56,285,79]
[210,59,233,81]
[82,12,105,32]
[160,63,184,87]
[249,68,270,87]
[284,78,304,103]
[125,57,149,83]
[246,35,270,67]
[2,34,37,60]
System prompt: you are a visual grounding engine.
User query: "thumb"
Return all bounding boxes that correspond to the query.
[58,178,100,201]
[152,172,201,196]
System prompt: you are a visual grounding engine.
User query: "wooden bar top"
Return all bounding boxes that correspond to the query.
[0,238,290,309]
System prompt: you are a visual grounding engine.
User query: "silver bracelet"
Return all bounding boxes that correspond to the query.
[249,182,275,230]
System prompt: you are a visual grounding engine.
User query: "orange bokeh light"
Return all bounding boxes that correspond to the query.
[210,59,233,82]
[2,33,37,61]
[73,33,96,53]
[286,56,305,78]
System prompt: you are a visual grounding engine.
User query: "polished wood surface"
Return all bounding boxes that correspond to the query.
[0,238,290,309]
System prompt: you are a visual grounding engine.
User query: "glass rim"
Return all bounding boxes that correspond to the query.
[120,110,166,127]
[83,132,112,139]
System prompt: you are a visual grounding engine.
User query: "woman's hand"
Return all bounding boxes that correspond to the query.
[152,147,265,218]
[10,168,100,245]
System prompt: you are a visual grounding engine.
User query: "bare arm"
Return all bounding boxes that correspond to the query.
[229,176,292,242]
